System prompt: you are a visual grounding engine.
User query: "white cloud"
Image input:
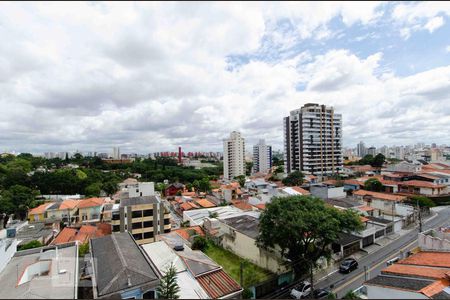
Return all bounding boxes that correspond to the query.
[446,45,450,52]
[424,16,445,32]
[392,2,450,38]
[0,2,449,154]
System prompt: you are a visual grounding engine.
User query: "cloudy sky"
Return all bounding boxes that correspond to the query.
[1,2,450,154]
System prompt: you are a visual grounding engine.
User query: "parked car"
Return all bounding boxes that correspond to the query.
[386,256,400,266]
[290,281,312,299]
[313,288,331,299]
[339,258,358,273]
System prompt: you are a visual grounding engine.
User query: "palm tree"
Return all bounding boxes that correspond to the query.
[157,263,180,299]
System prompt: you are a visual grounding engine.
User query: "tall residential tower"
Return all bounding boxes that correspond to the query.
[283,103,342,177]
[252,139,272,174]
[223,131,245,180]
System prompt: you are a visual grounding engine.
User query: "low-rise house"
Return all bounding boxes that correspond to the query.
[165,183,185,196]
[51,224,111,245]
[194,198,216,208]
[419,226,450,251]
[90,232,160,299]
[183,206,252,227]
[343,179,364,192]
[398,180,448,196]
[310,184,346,200]
[156,233,243,299]
[364,251,450,299]
[385,161,422,173]
[28,203,54,223]
[77,197,105,224]
[218,215,288,274]
[15,222,56,247]
[279,186,311,196]
[0,242,79,299]
[59,199,80,223]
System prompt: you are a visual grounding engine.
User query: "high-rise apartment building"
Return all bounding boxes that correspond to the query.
[112,147,120,159]
[283,103,342,177]
[357,141,367,157]
[252,139,272,174]
[223,131,245,180]
[367,146,377,156]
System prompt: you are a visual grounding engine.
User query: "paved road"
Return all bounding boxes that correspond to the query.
[270,206,450,299]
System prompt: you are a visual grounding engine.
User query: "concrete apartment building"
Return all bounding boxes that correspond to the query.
[111,196,171,245]
[283,103,343,178]
[223,131,246,180]
[252,139,272,174]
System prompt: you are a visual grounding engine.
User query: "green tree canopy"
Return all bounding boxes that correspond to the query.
[234,175,246,188]
[364,178,383,192]
[157,263,180,299]
[282,171,304,186]
[371,153,385,168]
[257,195,363,281]
[406,195,435,208]
[191,236,208,251]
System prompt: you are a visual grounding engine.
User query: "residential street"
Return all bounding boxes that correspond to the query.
[270,206,450,299]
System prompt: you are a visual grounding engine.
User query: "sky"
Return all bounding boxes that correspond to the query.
[1,1,450,154]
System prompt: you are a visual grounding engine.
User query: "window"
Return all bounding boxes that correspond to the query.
[132,210,142,218]
[112,213,120,221]
[164,218,170,225]
[132,222,142,229]
[164,229,171,233]
[143,221,153,228]
[143,209,153,217]
[143,290,155,299]
[132,233,142,240]
[143,232,154,239]
[113,225,120,232]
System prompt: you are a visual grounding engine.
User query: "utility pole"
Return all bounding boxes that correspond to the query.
[416,198,423,232]
[364,266,369,281]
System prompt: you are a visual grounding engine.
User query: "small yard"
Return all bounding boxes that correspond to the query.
[203,241,273,287]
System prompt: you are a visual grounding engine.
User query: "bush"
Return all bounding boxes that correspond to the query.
[191,236,208,251]
[78,243,90,257]
[18,240,43,251]
[242,288,254,299]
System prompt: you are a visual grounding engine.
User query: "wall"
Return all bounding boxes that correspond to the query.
[418,230,450,251]
[220,224,287,274]
[366,285,427,299]
[128,182,155,198]
[0,239,17,273]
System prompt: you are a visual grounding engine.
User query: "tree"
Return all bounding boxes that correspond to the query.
[371,153,385,168]
[364,178,383,192]
[18,240,43,251]
[234,175,246,188]
[359,154,374,165]
[157,263,180,299]
[245,162,253,176]
[257,196,363,290]
[78,243,90,257]
[275,165,284,174]
[406,195,435,208]
[191,236,208,251]
[282,171,304,186]
[85,182,102,197]
[343,290,360,299]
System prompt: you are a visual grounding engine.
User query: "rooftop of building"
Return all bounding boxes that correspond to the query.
[15,223,54,245]
[324,197,362,209]
[90,232,160,297]
[222,215,259,239]
[120,195,160,207]
[365,274,434,291]
[353,189,406,202]
[399,251,450,268]
[0,243,78,299]
[399,180,447,189]
[77,197,105,209]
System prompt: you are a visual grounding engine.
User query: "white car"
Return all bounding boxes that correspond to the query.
[290,281,312,299]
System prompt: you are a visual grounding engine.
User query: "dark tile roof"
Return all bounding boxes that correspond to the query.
[325,197,361,208]
[222,215,259,239]
[367,216,393,224]
[90,232,159,297]
[120,196,160,207]
[365,275,433,291]
[336,232,361,246]
[168,183,185,189]
[47,202,61,210]
[432,290,450,299]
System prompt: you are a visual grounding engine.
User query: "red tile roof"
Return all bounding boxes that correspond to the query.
[194,198,216,208]
[174,226,205,241]
[399,251,450,268]
[358,205,375,212]
[383,264,450,280]
[29,203,52,215]
[379,179,399,186]
[344,179,364,186]
[231,200,253,211]
[180,202,199,211]
[51,227,78,245]
[197,269,242,298]
[77,197,104,209]
[353,190,406,202]
[360,216,370,223]
[420,279,450,297]
[399,180,446,189]
[60,199,79,210]
[291,186,310,195]
[255,203,266,210]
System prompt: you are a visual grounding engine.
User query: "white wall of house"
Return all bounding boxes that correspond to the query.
[128,182,155,198]
[220,224,287,274]
[0,239,17,273]
[365,285,427,299]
